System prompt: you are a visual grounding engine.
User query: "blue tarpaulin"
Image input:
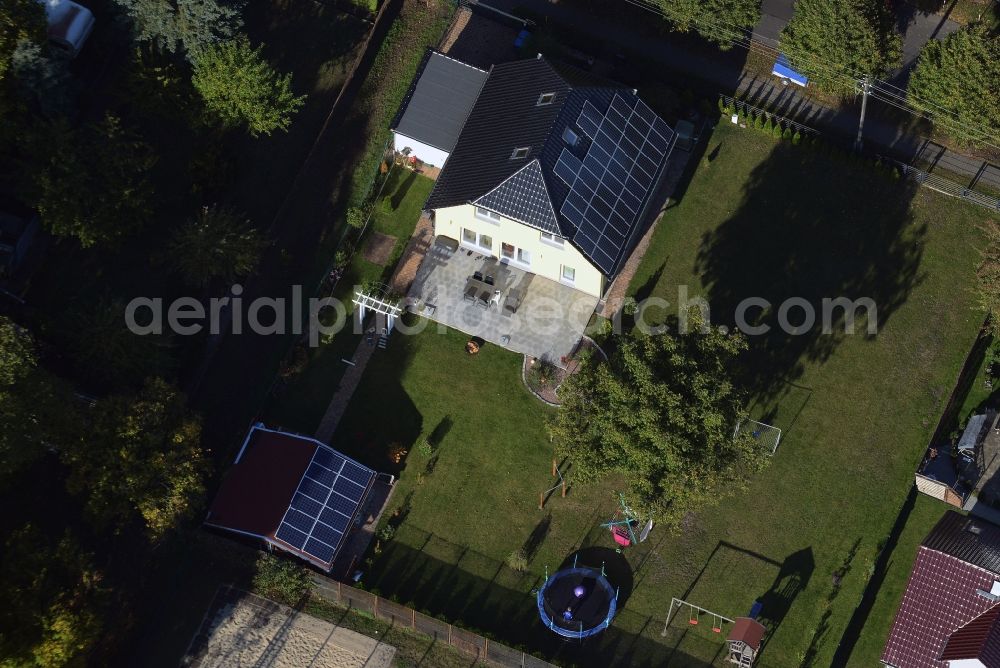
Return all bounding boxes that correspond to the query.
[772,54,808,86]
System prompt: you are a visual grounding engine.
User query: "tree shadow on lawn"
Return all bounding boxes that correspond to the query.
[329,316,423,474]
[390,170,419,211]
[368,530,715,668]
[694,143,925,402]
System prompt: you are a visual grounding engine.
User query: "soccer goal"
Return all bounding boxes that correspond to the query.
[734,419,782,456]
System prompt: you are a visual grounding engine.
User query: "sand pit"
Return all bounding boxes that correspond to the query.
[184,588,395,668]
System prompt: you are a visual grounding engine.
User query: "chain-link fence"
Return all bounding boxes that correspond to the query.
[311,575,558,668]
[883,157,1000,213]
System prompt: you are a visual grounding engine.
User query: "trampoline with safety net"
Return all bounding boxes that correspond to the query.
[537,566,618,639]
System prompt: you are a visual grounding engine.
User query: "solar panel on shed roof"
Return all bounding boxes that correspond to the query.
[272,446,376,567]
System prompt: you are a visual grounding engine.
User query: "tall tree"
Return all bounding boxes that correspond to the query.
[908,23,1000,147]
[192,37,306,137]
[66,298,176,391]
[0,318,78,478]
[169,204,268,288]
[780,0,901,96]
[0,526,107,667]
[112,0,243,59]
[548,316,770,527]
[61,378,208,540]
[655,0,761,50]
[33,114,156,248]
[0,0,45,82]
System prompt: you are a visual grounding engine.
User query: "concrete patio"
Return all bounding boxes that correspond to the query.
[405,238,598,365]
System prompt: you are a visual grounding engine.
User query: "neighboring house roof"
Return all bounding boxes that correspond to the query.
[206,424,376,571]
[391,49,488,153]
[882,512,1000,668]
[426,56,675,278]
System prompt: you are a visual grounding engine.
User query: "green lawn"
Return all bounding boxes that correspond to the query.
[264,170,434,433]
[326,120,999,667]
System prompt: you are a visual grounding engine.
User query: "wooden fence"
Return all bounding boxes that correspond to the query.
[310,574,559,668]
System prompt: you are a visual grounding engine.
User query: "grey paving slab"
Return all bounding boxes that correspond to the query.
[406,239,597,365]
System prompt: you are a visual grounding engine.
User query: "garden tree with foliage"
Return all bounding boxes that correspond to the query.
[0,318,79,478]
[654,0,761,50]
[112,0,243,59]
[0,526,107,666]
[252,553,310,605]
[33,114,156,247]
[780,0,901,96]
[169,204,268,288]
[61,378,207,540]
[10,40,75,119]
[192,37,305,136]
[908,23,1000,147]
[0,0,45,81]
[548,314,770,527]
[66,298,176,391]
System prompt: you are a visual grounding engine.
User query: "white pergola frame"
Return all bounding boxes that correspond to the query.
[733,419,782,456]
[353,285,403,334]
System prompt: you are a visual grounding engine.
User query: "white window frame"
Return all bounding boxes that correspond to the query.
[540,231,564,248]
[474,207,501,224]
[510,147,530,160]
[461,228,493,253]
[516,248,532,266]
[537,92,556,106]
[500,242,515,260]
[561,264,576,284]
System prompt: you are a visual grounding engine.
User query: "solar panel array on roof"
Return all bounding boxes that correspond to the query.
[273,448,375,566]
[560,95,674,274]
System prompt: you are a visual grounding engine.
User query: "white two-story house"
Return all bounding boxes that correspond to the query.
[397,52,677,362]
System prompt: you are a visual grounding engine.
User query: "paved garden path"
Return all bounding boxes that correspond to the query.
[314,215,434,445]
[314,333,377,444]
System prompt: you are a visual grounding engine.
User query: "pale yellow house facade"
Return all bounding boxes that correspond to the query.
[433,203,605,298]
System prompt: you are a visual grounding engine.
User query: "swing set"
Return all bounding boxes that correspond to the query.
[661,597,734,636]
[600,493,652,547]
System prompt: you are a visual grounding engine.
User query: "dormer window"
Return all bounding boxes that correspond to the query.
[537,92,556,106]
[511,147,530,159]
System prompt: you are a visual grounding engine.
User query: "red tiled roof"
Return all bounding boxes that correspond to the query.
[881,546,1000,668]
[727,617,766,651]
[206,427,318,538]
[940,603,1000,664]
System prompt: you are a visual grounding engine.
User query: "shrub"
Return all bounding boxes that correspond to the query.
[772,123,784,138]
[782,127,793,140]
[763,117,773,134]
[717,97,726,113]
[377,523,396,542]
[527,359,558,390]
[346,206,367,230]
[334,249,349,268]
[754,113,765,130]
[253,553,310,605]
[622,295,639,316]
[792,131,802,145]
[417,438,433,457]
[506,548,528,572]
